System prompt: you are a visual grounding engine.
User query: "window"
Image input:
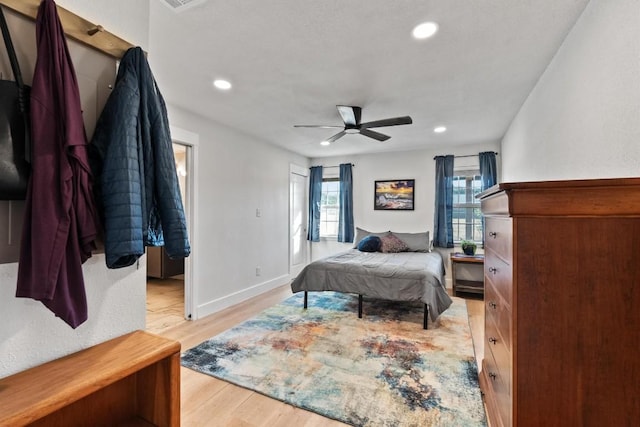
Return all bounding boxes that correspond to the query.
[319,178,340,237]
[452,170,482,243]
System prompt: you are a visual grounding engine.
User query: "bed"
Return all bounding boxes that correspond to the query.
[291,240,453,329]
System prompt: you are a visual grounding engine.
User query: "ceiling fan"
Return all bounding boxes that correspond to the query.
[294,105,413,144]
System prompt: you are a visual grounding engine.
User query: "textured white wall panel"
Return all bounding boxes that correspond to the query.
[0,255,145,377]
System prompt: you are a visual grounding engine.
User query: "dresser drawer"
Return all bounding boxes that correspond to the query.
[485,249,512,306]
[485,322,511,423]
[484,217,512,263]
[486,309,511,377]
[485,280,511,351]
[483,348,511,427]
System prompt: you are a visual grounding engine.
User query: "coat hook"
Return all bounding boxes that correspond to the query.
[87,25,104,36]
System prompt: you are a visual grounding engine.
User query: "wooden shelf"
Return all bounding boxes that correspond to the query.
[0,0,135,58]
[0,330,180,427]
[450,253,484,297]
[454,279,484,294]
[450,252,485,263]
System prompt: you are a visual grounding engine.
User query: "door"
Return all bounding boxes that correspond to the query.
[290,165,308,277]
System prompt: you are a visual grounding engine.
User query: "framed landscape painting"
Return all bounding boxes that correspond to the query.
[374,179,415,210]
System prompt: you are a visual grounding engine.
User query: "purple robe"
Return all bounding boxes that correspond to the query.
[16,0,99,328]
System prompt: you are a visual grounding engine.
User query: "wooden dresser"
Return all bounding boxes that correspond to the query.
[478,178,640,427]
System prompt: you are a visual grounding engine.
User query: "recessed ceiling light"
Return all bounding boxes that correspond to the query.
[412,22,438,39]
[434,126,447,133]
[213,79,232,90]
[320,140,331,146]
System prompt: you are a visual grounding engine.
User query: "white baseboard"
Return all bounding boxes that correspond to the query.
[196,274,290,319]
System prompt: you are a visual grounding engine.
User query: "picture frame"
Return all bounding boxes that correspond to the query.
[374,179,415,210]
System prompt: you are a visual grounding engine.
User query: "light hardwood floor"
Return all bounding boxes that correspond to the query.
[146,277,185,334]
[147,283,485,426]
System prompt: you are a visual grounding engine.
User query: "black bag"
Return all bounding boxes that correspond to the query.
[0,5,30,200]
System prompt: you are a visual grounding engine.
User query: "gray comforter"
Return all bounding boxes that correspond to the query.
[291,250,453,321]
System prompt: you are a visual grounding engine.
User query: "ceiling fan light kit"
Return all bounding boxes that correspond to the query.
[294,105,413,145]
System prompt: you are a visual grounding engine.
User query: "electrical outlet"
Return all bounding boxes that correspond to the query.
[256,208,261,217]
[256,266,261,276]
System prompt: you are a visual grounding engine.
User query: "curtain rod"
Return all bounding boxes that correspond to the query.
[312,163,355,169]
[433,152,498,160]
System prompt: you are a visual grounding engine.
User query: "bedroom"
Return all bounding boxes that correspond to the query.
[0,0,637,425]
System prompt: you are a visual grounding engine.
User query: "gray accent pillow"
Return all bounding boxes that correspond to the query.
[353,227,390,248]
[393,231,431,252]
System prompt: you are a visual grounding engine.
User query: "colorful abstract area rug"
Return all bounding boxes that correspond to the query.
[181,292,487,426]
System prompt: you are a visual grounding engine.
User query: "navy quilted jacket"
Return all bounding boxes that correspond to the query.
[90,47,190,269]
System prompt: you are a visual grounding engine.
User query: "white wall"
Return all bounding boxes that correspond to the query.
[309,141,500,281]
[0,2,150,378]
[0,257,146,376]
[55,0,150,50]
[501,0,640,182]
[163,105,309,319]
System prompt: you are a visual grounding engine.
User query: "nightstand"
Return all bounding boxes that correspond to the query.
[450,252,484,297]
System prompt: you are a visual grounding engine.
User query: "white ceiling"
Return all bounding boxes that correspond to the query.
[147,0,590,158]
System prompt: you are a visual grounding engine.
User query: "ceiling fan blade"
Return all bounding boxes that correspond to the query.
[360,116,413,129]
[325,130,347,143]
[337,105,362,126]
[294,125,344,128]
[360,128,390,141]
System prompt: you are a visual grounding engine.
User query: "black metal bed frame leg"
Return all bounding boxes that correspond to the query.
[358,294,363,318]
[423,304,428,329]
[304,291,308,309]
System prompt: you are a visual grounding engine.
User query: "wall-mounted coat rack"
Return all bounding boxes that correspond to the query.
[0,0,135,58]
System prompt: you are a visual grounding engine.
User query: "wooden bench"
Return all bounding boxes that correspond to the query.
[0,330,181,427]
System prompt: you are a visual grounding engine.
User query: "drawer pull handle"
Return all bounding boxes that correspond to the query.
[489,301,497,309]
[489,337,498,345]
[488,267,498,274]
[489,372,497,381]
[488,231,497,238]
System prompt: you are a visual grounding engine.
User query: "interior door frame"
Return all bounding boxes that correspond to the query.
[289,163,309,277]
[170,126,199,320]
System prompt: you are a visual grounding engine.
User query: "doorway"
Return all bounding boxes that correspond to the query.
[146,142,192,333]
[290,164,308,278]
